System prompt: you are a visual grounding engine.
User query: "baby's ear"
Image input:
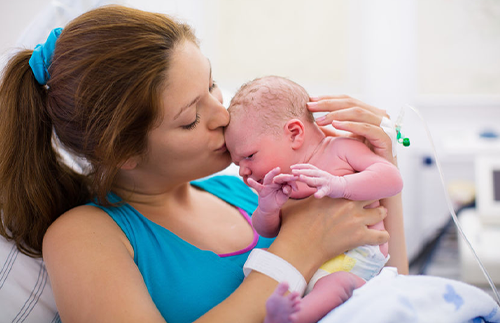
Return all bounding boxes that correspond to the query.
[284,119,305,150]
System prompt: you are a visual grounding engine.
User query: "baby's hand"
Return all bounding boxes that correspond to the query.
[247,167,298,215]
[290,164,346,199]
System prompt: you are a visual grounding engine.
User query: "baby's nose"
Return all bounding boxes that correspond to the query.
[239,165,251,178]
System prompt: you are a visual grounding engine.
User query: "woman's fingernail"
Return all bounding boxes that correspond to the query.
[307,101,318,109]
[309,96,320,101]
[315,115,326,122]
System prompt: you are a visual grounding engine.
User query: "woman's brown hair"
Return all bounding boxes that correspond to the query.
[0,5,197,257]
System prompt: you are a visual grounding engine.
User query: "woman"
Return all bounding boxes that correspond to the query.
[0,5,404,322]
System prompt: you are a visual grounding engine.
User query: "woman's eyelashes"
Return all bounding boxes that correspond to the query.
[209,80,217,92]
[182,113,200,130]
[181,80,216,130]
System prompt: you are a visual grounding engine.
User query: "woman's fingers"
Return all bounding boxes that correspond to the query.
[307,97,357,113]
[358,200,388,223]
[279,197,389,263]
[306,95,396,162]
[309,95,351,102]
[314,107,382,127]
[308,95,388,118]
[316,125,365,141]
[355,201,390,246]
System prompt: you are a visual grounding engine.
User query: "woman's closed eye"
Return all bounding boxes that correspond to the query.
[209,80,217,92]
[182,113,200,130]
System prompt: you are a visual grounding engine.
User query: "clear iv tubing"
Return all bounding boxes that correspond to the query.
[402,104,500,306]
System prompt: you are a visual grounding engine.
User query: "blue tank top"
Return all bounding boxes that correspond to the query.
[87,175,274,323]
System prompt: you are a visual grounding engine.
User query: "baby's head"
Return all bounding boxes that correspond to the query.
[228,75,313,134]
[225,76,314,184]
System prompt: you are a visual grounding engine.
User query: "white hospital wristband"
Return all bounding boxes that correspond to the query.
[380,116,398,157]
[243,249,307,296]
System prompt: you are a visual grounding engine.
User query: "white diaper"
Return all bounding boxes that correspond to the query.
[346,245,389,281]
[305,245,389,295]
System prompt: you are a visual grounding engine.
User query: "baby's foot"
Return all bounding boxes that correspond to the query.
[264,282,301,323]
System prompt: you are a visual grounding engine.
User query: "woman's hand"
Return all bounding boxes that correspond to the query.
[307,95,395,164]
[270,196,389,281]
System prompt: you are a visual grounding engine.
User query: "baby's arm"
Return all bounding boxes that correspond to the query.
[248,167,297,238]
[292,138,403,200]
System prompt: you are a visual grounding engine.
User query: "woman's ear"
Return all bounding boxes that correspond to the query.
[120,157,139,170]
[284,119,305,150]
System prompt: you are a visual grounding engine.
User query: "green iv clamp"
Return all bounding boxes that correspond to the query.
[396,106,410,147]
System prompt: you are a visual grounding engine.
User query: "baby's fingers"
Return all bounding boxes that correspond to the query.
[291,168,327,178]
[313,187,328,199]
[273,173,298,184]
[290,163,319,171]
[273,176,299,192]
[247,178,263,192]
[263,167,282,185]
[282,185,292,195]
[295,174,327,188]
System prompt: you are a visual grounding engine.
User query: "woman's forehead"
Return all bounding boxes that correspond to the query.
[161,41,210,116]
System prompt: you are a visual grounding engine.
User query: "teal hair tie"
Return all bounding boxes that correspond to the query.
[29,27,63,85]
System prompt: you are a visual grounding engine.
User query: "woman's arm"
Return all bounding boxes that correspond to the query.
[379,189,409,274]
[307,95,409,274]
[198,197,389,322]
[44,197,388,323]
[43,206,166,323]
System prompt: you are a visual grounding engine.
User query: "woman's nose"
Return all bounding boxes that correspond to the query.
[207,98,229,130]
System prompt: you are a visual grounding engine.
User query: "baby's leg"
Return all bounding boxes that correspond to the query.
[293,271,365,323]
[264,282,301,323]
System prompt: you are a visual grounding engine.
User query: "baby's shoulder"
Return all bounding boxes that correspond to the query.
[322,136,368,154]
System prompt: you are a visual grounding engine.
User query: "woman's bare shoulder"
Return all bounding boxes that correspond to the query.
[42,208,162,321]
[45,204,117,237]
[43,204,132,259]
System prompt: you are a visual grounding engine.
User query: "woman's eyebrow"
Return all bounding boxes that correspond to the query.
[174,95,200,120]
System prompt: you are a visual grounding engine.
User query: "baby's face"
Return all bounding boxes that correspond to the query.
[225,116,292,186]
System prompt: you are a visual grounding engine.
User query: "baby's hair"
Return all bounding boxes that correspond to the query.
[0,5,197,257]
[228,76,314,134]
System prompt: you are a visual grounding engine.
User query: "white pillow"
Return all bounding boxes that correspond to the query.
[0,236,59,322]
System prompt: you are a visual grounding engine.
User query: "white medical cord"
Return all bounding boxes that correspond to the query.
[403,104,500,306]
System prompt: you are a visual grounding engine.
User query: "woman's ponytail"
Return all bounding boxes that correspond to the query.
[0,50,89,257]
